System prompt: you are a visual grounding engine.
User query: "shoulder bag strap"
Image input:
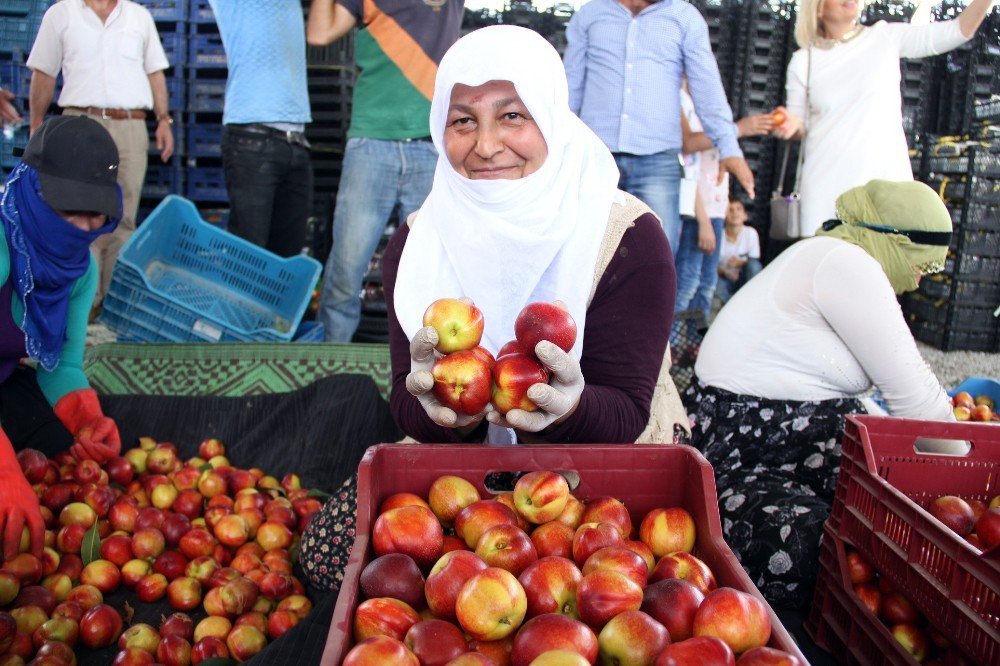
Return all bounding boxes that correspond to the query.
[790,47,811,195]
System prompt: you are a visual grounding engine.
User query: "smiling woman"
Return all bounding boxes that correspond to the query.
[444,80,548,180]
[298,25,691,594]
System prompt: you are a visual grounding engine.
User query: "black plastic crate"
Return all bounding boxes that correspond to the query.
[909,316,999,353]
[918,275,1000,306]
[905,293,998,331]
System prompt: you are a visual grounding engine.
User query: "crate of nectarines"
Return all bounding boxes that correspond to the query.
[807,523,968,665]
[823,415,1000,665]
[320,443,808,665]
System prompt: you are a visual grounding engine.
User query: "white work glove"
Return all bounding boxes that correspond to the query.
[405,325,488,429]
[486,340,585,433]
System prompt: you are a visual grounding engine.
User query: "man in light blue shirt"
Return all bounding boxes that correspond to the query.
[564,0,754,255]
[210,0,313,258]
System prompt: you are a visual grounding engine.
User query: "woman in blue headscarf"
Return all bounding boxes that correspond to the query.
[0,115,123,560]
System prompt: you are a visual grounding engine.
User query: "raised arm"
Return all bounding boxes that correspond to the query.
[307,0,358,47]
[563,12,588,116]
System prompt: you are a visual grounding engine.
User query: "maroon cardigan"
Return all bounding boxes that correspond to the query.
[382,212,676,443]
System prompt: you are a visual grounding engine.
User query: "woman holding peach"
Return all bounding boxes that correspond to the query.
[299,25,689,592]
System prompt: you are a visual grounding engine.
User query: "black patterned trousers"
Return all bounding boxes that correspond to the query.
[684,380,863,611]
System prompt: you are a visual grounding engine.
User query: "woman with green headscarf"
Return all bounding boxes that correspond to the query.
[684,179,953,612]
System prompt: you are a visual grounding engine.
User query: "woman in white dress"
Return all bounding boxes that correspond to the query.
[772,0,994,237]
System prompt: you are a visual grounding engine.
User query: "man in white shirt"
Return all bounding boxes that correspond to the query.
[27,0,174,319]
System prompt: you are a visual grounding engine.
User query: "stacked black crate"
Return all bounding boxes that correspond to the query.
[690,0,736,101]
[936,10,998,136]
[728,0,794,237]
[906,144,1000,351]
[135,0,188,222]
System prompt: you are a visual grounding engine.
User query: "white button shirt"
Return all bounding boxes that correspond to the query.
[27,0,169,110]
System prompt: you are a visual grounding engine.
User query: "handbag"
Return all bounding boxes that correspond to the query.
[770,47,811,241]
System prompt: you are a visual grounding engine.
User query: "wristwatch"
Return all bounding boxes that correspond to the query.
[156,114,174,126]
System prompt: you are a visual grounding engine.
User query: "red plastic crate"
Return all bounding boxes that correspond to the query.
[807,524,930,665]
[825,415,1000,664]
[321,443,808,663]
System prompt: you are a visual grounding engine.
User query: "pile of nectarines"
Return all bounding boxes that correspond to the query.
[343,470,804,665]
[950,391,997,423]
[847,548,972,664]
[927,493,1000,552]
[1,437,322,664]
[424,299,577,416]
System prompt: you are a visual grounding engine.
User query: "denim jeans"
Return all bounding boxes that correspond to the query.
[320,137,438,342]
[675,215,724,320]
[221,126,313,257]
[613,150,682,255]
[716,257,763,304]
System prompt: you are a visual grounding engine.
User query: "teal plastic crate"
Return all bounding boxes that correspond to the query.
[100,195,321,343]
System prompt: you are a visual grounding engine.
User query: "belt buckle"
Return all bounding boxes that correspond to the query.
[101,108,112,120]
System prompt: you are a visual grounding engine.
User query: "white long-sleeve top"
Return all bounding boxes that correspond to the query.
[786,19,969,236]
[695,237,952,420]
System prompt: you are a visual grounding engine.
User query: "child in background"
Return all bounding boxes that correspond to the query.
[716,199,762,303]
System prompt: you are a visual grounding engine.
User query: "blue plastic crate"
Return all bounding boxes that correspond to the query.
[187,78,226,112]
[293,321,325,342]
[0,0,33,16]
[166,74,186,111]
[158,31,186,67]
[188,33,226,68]
[142,164,184,199]
[187,123,222,158]
[100,195,321,343]
[189,0,216,23]
[948,377,1000,406]
[0,126,29,169]
[0,54,31,102]
[0,12,44,54]
[134,0,186,21]
[186,166,227,202]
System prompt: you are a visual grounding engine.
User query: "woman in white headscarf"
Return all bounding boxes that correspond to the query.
[389,24,687,446]
[298,25,687,592]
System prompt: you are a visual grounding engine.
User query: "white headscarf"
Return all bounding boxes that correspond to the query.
[393,25,622,359]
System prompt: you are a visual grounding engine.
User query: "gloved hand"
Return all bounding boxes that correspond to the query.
[0,431,44,560]
[53,389,121,464]
[486,340,585,433]
[406,325,488,429]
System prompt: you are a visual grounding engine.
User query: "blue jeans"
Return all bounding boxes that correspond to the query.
[613,151,682,255]
[716,257,763,304]
[674,216,724,321]
[319,137,438,342]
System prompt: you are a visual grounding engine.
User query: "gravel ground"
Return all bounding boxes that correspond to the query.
[87,323,997,392]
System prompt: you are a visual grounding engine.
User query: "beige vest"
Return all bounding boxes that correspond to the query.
[591,193,691,444]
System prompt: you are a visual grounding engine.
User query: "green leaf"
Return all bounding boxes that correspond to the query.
[198,463,214,472]
[81,523,101,566]
[306,488,331,499]
[195,659,237,666]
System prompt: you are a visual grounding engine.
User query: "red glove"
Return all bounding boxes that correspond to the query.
[0,431,44,560]
[53,389,121,464]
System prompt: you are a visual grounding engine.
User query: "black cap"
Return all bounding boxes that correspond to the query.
[20,116,122,219]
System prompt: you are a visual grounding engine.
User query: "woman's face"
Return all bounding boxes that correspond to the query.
[820,0,860,28]
[444,80,548,180]
[58,211,107,232]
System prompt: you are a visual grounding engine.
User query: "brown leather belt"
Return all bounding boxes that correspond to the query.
[65,107,147,120]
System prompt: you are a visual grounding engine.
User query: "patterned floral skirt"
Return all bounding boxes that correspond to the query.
[684,379,863,611]
[299,476,358,593]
